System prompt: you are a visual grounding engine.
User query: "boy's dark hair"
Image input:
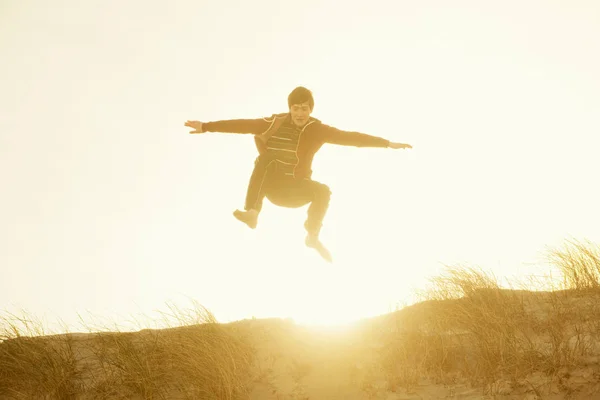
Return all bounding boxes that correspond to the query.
[288,86,314,110]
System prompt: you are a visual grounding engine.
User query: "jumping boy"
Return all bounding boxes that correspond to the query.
[185,86,412,262]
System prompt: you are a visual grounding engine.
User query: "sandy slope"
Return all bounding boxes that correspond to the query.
[242,290,600,400]
[244,317,600,400]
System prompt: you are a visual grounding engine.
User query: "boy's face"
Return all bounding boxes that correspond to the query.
[289,101,312,127]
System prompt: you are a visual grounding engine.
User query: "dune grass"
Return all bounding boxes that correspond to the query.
[365,239,600,397]
[0,311,80,399]
[0,302,255,399]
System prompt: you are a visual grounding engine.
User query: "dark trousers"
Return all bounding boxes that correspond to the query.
[244,155,331,236]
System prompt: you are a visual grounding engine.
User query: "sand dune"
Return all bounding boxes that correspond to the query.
[3,242,600,399]
[3,288,600,399]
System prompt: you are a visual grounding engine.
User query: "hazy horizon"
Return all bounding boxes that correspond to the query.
[2,0,599,332]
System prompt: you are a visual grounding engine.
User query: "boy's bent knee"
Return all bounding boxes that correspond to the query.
[313,183,331,201]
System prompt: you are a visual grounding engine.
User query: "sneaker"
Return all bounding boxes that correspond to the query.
[305,235,333,263]
[233,209,258,229]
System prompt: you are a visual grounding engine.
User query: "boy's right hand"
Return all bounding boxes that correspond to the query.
[185,120,204,134]
[389,142,412,149]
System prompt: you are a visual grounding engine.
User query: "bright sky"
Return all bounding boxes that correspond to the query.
[1,0,599,332]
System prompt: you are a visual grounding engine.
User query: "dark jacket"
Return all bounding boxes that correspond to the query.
[202,113,390,179]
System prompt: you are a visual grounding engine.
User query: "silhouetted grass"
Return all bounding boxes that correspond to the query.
[0,302,255,399]
[366,239,600,397]
[548,238,600,291]
[0,311,80,399]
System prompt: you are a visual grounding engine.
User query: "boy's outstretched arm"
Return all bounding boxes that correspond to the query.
[321,124,412,149]
[185,118,272,135]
